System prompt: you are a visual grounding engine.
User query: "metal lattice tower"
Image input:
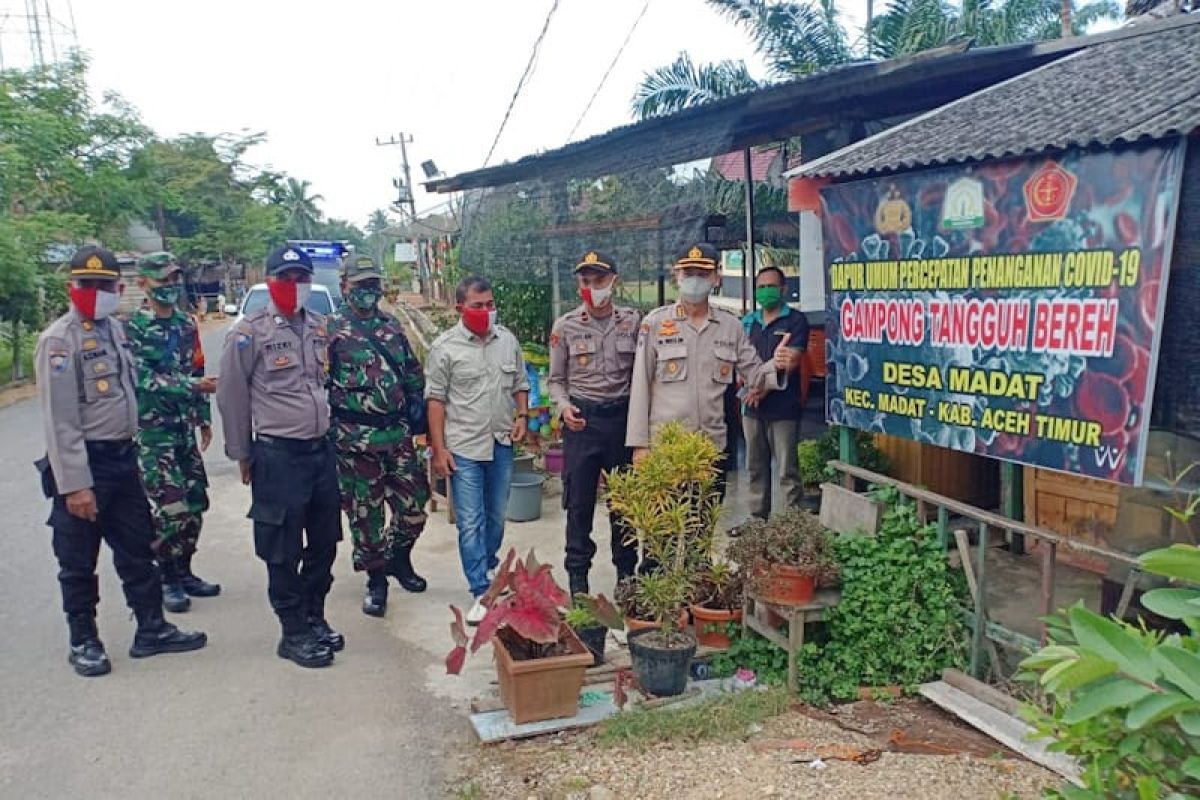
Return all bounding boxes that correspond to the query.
[0,0,78,71]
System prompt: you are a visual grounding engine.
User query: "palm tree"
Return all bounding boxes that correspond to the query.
[365,208,394,266]
[632,0,1120,120]
[277,177,324,238]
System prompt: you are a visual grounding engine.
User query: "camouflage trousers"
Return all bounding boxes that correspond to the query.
[334,438,429,572]
[136,426,210,560]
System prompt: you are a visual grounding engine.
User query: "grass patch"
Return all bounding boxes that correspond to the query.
[597,687,790,747]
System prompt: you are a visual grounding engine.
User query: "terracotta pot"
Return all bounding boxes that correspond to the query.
[763,563,816,606]
[623,610,689,634]
[690,605,743,649]
[493,626,594,724]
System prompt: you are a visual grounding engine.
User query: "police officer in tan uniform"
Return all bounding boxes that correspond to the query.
[217,244,343,669]
[35,245,208,677]
[549,250,642,596]
[626,243,796,494]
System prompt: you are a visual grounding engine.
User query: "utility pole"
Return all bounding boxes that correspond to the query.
[376,132,426,296]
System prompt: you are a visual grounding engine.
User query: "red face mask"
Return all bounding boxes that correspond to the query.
[268,277,311,317]
[461,306,494,337]
[69,285,121,320]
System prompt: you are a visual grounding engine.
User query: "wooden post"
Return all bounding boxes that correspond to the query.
[742,148,756,317]
[971,522,990,679]
[1040,541,1057,644]
[838,427,857,489]
[937,506,949,551]
[1002,462,1025,555]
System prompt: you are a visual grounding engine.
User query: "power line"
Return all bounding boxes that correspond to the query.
[565,0,653,143]
[481,0,562,169]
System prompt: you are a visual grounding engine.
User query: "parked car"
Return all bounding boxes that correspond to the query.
[224,283,335,331]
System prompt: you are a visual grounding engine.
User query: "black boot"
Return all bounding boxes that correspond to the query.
[160,559,191,613]
[568,571,589,598]
[66,613,111,677]
[307,596,344,652]
[387,542,427,593]
[362,570,388,618]
[178,552,221,597]
[277,632,334,668]
[129,607,207,658]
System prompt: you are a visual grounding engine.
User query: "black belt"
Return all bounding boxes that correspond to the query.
[331,407,405,429]
[85,439,134,455]
[569,396,630,418]
[255,434,328,453]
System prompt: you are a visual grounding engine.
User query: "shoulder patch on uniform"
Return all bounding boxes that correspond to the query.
[49,352,68,373]
[549,333,561,348]
[236,332,251,350]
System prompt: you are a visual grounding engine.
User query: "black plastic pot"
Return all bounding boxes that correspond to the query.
[627,627,697,697]
[575,625,607,667]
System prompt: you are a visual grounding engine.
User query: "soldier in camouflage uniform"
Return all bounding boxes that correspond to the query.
[327,255,429,617]
[125,252,220,613]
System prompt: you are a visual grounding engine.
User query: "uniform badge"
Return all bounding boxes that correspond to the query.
[640,322,650,334]
[578,355,589,366]
[549,333,561,348]
[273,355,291,367]
[81,320,94,332]
[720,365,731,377]
[576,341,588,352]
[667,362,679,374]
[96,378,110,393]
[82,339,98,351]
[236,332,251,350]
[673,305,686,320]
[85,255,103,271]
[49,353,67,373]
[94,362,107,374]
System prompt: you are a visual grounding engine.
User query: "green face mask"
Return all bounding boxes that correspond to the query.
[755,286,783,309]
[149,284,182,306]
[348,286,380,311]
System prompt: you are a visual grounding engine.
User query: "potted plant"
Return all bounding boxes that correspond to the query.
[690,562,745,649]
[727,508,840,606]
[446,549,593,724]
[564,594,624,667]
[796,429,891,510]
[606,423,723,697]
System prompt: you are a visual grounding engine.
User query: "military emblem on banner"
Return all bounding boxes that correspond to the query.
[940,177,985,230]
[1024,161,1077,223]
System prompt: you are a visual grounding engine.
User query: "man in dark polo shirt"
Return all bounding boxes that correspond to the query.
[741,267,809,520]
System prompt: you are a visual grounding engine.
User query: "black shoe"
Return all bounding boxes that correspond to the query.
[179,553,221,597]
[388,543,427,593]
[308,617,345,652]
[68,639,112,677]
[568,571,589,597]
[160,560,192,612]
[277,633,334,668]
[129,609,207,658]
[362,571,388,618]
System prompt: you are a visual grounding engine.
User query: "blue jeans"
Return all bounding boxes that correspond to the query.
[449,443,514,597]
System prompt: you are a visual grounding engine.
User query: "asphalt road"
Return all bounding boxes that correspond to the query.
[0,322,458,799]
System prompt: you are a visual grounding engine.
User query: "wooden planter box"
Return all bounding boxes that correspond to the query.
[494,626,594,724]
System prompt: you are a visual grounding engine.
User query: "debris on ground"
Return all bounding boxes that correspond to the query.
[448,698,1060,799]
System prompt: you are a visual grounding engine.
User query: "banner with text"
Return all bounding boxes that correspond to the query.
[821,142,1185,485]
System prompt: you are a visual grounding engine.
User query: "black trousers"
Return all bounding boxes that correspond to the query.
[248,436,342,635]
[562,409,638,578]
[44,441,161,617]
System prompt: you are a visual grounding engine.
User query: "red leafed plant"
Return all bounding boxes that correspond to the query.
[445,548,571,674]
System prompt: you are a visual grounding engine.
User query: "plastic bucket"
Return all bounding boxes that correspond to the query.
[506,472,546,522]
[544,447,565,474]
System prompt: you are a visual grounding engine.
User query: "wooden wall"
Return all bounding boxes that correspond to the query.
[874,434,1000,509]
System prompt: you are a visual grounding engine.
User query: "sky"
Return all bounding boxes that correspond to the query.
[4,0,870,228]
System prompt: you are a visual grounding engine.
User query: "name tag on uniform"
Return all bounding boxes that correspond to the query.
[265,341,293,352]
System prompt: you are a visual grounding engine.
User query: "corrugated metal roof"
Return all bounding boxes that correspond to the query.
[795,15,1200,180]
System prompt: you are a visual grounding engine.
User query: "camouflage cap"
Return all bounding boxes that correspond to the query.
[69,245,121,279]
[137,251,182,279]
[342,254,384,284]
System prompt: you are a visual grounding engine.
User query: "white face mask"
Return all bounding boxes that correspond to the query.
[582,283,613,308]
[678,275,714,303]
[295,283,312,311]
[93,289,121,320]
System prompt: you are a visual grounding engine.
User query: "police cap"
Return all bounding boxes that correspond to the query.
[675,243,719,270]
[574,249,617,275]
[69,245,121,279]
[265,244,313,275]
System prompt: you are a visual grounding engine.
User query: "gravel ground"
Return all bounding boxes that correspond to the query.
[449,704,1061,799]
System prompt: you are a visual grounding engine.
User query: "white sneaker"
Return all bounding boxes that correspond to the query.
[466,599,487,626]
